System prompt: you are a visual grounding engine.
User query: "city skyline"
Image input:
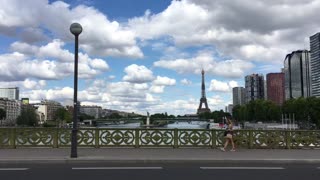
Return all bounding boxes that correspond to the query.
[0,0,320,115]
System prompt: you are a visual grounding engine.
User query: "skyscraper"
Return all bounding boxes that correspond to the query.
[0,87,19,100]
[266,73,285,105]
[245,74,264,103]
[232,87,245,106]
[310,32,320,97]
[284,50,312,99]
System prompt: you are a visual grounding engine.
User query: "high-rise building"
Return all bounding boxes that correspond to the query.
[225,104,233,114]
[284,50,312,99]
[0,87,19,100]
[232,87,245,106]
[245,74,264,103]
[266,73,285,105]
[310,33,320,97]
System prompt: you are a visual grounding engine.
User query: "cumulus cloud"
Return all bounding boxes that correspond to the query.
[154,52,254,78]
[149,76,176,94]
[208,79,239,92]
[123,64,154,83]
[2,40,109,81]
[149,86,165,94]
[129,0,320,63]
[207,95,225,110]
[0,0,143,58]
[152,76,176,86]
[181,78,192,85]
[0,79,46,90]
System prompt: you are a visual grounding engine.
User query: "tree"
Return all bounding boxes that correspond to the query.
[17,107,38,126]
[198,112,212,120]
[54,108,72,126]
[108,113,122,119]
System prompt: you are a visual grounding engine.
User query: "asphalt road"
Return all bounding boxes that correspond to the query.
[0,161,320,180]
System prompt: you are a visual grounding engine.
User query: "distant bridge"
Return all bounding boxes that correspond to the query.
[95,117,209,123]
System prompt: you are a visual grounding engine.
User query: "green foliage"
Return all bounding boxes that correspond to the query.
[149,113,175,124]
[16,107,38,126]
[233,99,281,123]
[282,97,320,129]
[232,97,320,129]
[197,110,230,122]
[54,108,72,125]
[107,113,122,119]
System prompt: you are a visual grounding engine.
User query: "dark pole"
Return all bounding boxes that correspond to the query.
[70,23,82,158]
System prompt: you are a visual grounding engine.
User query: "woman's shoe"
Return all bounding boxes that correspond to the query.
[220,147,226,152]
[230,149,236,152]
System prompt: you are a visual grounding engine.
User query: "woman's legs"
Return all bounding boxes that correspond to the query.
[230,138,235,150]
[224,138,230,149]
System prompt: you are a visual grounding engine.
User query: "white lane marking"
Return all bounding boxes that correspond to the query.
[0,168,29,171]
[72,167,163,170]
[200,167,285,170]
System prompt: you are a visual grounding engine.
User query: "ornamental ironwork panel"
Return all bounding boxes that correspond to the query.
[77,129,95,147]
[215,130,225,147]
[139,129,174,147]
[58,129,71,146]
[99,129,135,147]
[0,128,10,147]
[252,130,286,149]
[290,130,320,149]
[233,130,250,148]
[15,128,54,147]
[178,129,211,147]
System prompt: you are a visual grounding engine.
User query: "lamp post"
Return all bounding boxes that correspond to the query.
[70,22,82,158]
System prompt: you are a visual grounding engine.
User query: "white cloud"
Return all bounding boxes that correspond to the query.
[123,64,154,83]
[181,78,192,85]
[149,86,165,94]
[2,40,109,81]
[207,95,225,110]
[0,0,143,58]
[23,79,46,89]
[129,0,320,63]
[154,52,254,78]
[149,76,176,94]
[208,79,238,92]
[152,76,176,86]
[0,79,46,90]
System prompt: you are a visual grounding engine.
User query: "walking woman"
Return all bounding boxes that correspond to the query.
[221,118,235,152]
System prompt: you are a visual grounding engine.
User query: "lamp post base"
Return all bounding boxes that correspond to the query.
[70,129,78,158]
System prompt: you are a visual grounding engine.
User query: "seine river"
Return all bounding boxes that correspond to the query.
[97,121,211,129]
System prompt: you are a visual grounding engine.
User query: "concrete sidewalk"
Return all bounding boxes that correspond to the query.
[0,148,320,163]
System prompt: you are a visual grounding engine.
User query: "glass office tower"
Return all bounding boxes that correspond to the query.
[310,33,320,97]
[245,74,264,103]
[284,50,312,100]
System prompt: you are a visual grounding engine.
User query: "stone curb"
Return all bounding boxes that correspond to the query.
[1,158,320,164]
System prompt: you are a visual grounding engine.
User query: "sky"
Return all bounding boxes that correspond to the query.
[0,0,319,115]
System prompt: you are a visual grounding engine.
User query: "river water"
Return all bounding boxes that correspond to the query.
[97,121,211,129]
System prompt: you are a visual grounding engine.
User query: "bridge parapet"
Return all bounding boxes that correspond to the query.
[0,128,319,149]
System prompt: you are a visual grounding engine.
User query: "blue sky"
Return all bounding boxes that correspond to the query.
[0,0,319,115]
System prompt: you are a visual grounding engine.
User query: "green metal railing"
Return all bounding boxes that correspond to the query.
[0,128,319,149]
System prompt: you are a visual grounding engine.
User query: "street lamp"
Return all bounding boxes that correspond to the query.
[70,22,82,158]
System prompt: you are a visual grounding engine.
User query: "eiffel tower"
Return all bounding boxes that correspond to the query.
[197,69,211,114]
